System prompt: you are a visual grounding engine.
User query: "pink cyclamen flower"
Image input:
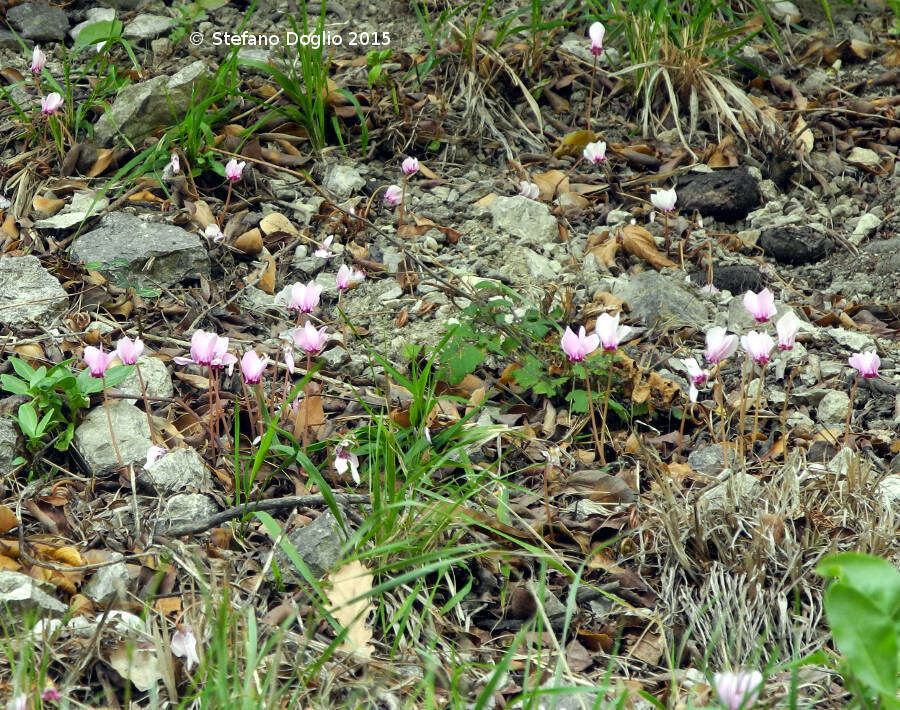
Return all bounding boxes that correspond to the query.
[560,326,600,363]
[684,356,709,403]
[401,157,419,175]
[41,688,60,702]
[174,329,219,367]
[116,336,144,365]
[336,264,352,291]
[170,152,180,175]
[595,312,631,351]
[588,21,605,55]
[384,184,403,206]
[518,181,540,200]
[741,330,774,365]
[848,350,880,378]
[204,224,225,243]
[145,445,168,470]
[224,158,245,181]
[775,311,801,350]
[288,280,323,313]
[650,187,677,212]
[170,626,200,671]
[240,351,269,384]
[705,327,738,364]
[293,322,329,354]
[83,345,117,378]
[31,45,46,73]
[583,141,607,164]
[283,345,295,374]
[209,336,237,374]
[350,268,366,286]
[41,92,64,115]
[334,438,360,485]
[314,235,335,259]
[713,670,763,710]
[743,288,777,323]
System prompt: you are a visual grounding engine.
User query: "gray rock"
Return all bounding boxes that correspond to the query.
[321,346,349,369]
[0,416,19,477]
[826,327,875,352]
[699,473,761,511]
[817,390,851,424]
[69,8,116,41]
[488,195,558,244]
[84,553,130,602]
[93,60,207,146]
[612,271,708,330]
[0,571,67,615]
[0,256,68,327]
[379,285,404,302]
[123,14,175,40]
[71,212,209,288]
[0,30,23,50]
[708,264,763,295]
[74,401,152,475]
[676,168,761,222]
[138,447,205,493]
[758,226,834,265]
[863,237,900,277]
[7,3,69,41]
[323,165,364,199]
[273,509,345,583]
[163,493,218,525]
[516,247,561,281]
[118,355,173,400]
[687,445,736,476]
[96,0,142,9]
[34,192,109,230]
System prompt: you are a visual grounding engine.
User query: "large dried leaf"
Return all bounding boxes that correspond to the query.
[621,224,676,269]
[107,642,162,692]
[233,228,263,255]
[259,212,299,237]
[327,560,374,660]
[553,130,597,158]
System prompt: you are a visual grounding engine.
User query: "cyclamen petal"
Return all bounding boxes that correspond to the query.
[743,288,777,323]
[713,671,763,710]
[384,185,403,205]
[848,350,880,378]
[650,187,677,212]
[588,21,605,55]
[561,325,600,362]
[595,312,631,351]
[705,327,738,364]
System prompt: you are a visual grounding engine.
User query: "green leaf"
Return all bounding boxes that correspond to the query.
[35,409,55,437]
[103,365,134,388]
[29,366,48,390]
[825,582,898,697]
[816,552,900,619]
[17,402,38,438]
[446,345,485,384]
[10,357,36,382]
[76,20,123,47]
[1,375,30,396]
[56,422,75,451]
[565,389,589,413]
[77,370,104,394]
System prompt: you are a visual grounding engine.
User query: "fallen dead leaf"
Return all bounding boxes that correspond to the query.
[233,228,263,255]
[621,224,676,270]
[327,560,374,660]
[107,642,162,692]
[553,129,597,158]
[259,212,299,238]
[32,196,65,217]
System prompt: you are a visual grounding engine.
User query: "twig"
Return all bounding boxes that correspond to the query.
[158,494,369,538]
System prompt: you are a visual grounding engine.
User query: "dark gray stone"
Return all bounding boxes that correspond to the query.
[759,226,834,265]
[708,264,764,295]
[676,168,761,222]
[272,509,345,583]
[73,401,152,475]
[70,212,209,288]
[7,3,69,41]
[0,416,18,477]
[0,256,69,326]
[0,30,21,50]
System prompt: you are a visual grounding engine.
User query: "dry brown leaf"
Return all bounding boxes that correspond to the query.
[792,115,814,154]
[86,148,118,178]
[292,384,325,441]
[474,193,497,208]
[621,224,677,269]
[233,228,263,255]
[327,560,374,660]
[533,170,568,200]
[883,46,900,67]
[127,189,162,203]
[32,196,65,217]
[0,555,20,571]
[107,642,162,692]
[2,215,18,238]
[256,248,276,294]
[173,372,210,390]
[185,200,217,230]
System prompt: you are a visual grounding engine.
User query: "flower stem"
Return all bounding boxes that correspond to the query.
[749,361,767,460]
[239,376,258,442]
[587,55,597,133]
[844,376,859,445]
[780,365,797,457]
[102,378,125,470]
[134,362,157,445]
[219,181,233,228]
[597,360,614,466]
[206,369,217,457]
[398,175,407,230]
